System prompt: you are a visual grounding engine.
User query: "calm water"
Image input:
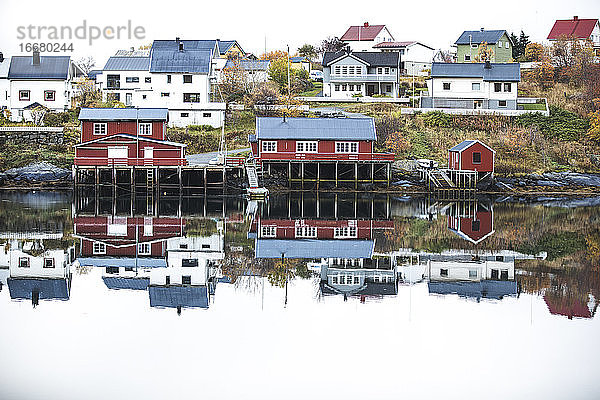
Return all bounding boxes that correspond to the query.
[1,190,599,400]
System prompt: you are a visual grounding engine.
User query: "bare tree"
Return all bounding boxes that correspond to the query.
[29,105,48,126]
[76,56,96,75]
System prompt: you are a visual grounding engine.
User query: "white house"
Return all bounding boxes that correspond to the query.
[422,62,520,110]
[340,23,396,52]
[0,53,10,114]
[7,52,84,121]
[372,41,435,76]
[322,51,400,98]
[97,49,153,106]
[547,16,600,54]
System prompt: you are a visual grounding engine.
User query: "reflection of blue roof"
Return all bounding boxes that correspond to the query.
[7,278,70,300]
[256,117,377,141]
[431,62,520,82]
[103,56,150,71]
[428,280,517,300]
[103,276,150,290]
[321,282,397,296]
[8,56,71,79]
[78,108,169,121]
[255,239,374,259]
[149,286,209,308]
[77,257,167,268]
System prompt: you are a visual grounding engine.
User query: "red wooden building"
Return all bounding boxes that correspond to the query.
[75,108,187,167]
[448,140,495,173]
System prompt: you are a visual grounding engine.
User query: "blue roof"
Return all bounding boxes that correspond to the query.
[77,257,168,268]
[150,40,214,74]
[8,56,71,79]
[103,56,150,71]
[431,62,520,82]
[449,140,477,152]
[255,239,374,259]
[103,276,150,290]
[78,108,169,121]
[225,59,270,71]
[428,280,517,300]
[217,40,241,55]
[256,117,377,141]
[149,286,209,308]
[290,56,309,63]
[7,278,70,300]
[455,30,508,45]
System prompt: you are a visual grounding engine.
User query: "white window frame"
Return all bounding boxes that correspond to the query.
[503,83,511,92]
[384,67,390,74]
[505,42,509,49]
[138,243,151,255]
[93,242,106,255]
[261,226,276,238]
[19,90,30,101]
[261,141,277,153]
[497,41,502,48]
[335,142,358,153]
[498,100,507,108]
[296,141,317,153]
[138,122,152,136]
[93,123,107,136]
[472,82,480,91]
[334,84,340,91]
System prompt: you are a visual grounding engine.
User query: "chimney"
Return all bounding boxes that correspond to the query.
[32,50,40,66]
[573,16,579,21]
[484,60,491,69]
[364,22,369,27]
[480,27,484,32]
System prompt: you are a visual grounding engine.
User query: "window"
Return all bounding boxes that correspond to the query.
[505,42,509,49]
[107,74,120,89]
[377,67,383,74]
[334,226,357,238]
[161,92,170,97]
[43,258,55,268]
[203,112,211,118]
[384,67,390,74]
[471,220,481,232]
[261,226,276,237]
[503,83,511,92]
[472,152,481,164]
[494,83,502,92]
[348,84,354,91]
[498,41,502,48]
[471,44,478,48]
[356,84,361,90]
[183,93,201,103]
[44,90,55,101]
[19,90,30,101]
[495,256,504,262]
[296,226,317,238]
[334,66,340,74]
[386,85,392,92]
[469,269,478,278]
[183,75,193,83]
[335,142,358,153]
[498,100,507,107]
[165,275,171,285]
[93,123,107,136]
[145,77,151,83]
[440,268,448,277]
[348,66,354,75]
[334,84,340,91]
[296,141,317,153]
[125,93,132,106]
[332,276,338,284]
[182,276,192,285]
[181,112,189,117]
[142,95,147,99]
[106,266,119,274]
[341,84,347,91]
[125,267,134,272]
[464,54,471,61]
[125,77,139,83]
[19,257,30,268]
[354,276,359,284]
[138,243,151,255]
[202,244,210,249]
[93,242,106,254]
[443,82,451,90]
[500,270,509,280]
[262,141,277,152]
[167,75,171,83]
[180,243,188,249]
[472,83,480,91]
[491,269,499,280]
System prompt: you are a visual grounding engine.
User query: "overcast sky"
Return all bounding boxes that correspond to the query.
[0,0,598,67]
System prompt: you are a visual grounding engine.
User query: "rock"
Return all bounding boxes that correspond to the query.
[392,180,414,187]
[2,162,72,183]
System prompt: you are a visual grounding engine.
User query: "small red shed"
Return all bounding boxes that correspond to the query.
[448,140,495,173]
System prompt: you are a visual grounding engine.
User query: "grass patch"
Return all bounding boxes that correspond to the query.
[299,82,322,97]
[520,103,547,111]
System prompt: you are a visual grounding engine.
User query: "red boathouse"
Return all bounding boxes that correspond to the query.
[448,140,495,173]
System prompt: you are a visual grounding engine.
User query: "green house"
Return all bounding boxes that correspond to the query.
[455,29,513,63]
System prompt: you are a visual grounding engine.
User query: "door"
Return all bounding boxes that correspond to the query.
[125,93,132,106]
[474,100,483,109]
[144,147,154,166]
[107,146,128,165]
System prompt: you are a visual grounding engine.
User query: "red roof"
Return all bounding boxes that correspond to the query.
[341,24,386,41]
[547,17,599,40]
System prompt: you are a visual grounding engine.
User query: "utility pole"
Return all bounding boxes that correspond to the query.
[287,44,291,110]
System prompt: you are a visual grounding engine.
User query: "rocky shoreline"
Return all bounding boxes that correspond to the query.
[1,162,600,194]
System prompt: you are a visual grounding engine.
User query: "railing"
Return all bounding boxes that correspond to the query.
[225,156,246,167]
[74,157,187,167]
[259,152,395,162]
[329,74,396,82]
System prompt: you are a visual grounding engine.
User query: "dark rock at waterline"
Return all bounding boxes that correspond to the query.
[0,162,72,184]
[496,172,600,189]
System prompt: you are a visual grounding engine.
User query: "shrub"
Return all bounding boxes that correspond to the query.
[43,112,72,127]
[516,105,589,140]
[419,111,452,128]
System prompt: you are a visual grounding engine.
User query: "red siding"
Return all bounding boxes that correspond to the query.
[449,142,494,172]
[81,121,165,143]
[456,211,493,242]
[257,219,392,239]
[256,139,393,162]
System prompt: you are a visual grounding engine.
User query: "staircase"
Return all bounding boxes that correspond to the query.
[246,165,259,188]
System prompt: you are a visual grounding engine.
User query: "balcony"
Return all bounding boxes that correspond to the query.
[258,152,395,162]
[329,74,396,83]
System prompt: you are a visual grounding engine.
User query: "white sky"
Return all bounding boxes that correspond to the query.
[0,0,598,68]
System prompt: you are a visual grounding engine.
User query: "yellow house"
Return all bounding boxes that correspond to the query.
[290,56,311,72]
[217,40,245,59]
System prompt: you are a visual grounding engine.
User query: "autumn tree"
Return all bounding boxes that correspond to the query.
[219,59,248,104]
[524,42,546,62]
[75,78,102,107]
[587,110,600,143]
[268,56,311,95]
[551,35,595,84]
[474,42,495,62]
[385,131,411,156]
[260,50,288,61]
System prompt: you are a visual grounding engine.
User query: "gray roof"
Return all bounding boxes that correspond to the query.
[7,278,70,300]
[87,69,103,80]
[256,117,377,141]
[103,56,150,71]
[149,286,209,308]
[449,140,477,152]
[225,59,270,71]
[322,51,399,67]
[428,280,517,300]
[150,40,214,74]
[455,30,509,45]
[255,239,374,259]
[0,57,11,78]
[103,276,150,290]
[8,56,71,79]
[217,40,241,55]
[431,62,520,82]
[78,108,169,121]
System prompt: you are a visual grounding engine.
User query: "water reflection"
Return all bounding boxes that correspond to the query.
[0,190,598,320]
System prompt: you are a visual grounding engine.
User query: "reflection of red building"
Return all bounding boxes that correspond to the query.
[448,140,495,173]
[251,218,394,240]
[447,202,494,244]
[544,294,597,320]
[75,216,184,257]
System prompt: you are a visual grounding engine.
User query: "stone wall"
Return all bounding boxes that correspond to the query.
[0,127,64,145]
